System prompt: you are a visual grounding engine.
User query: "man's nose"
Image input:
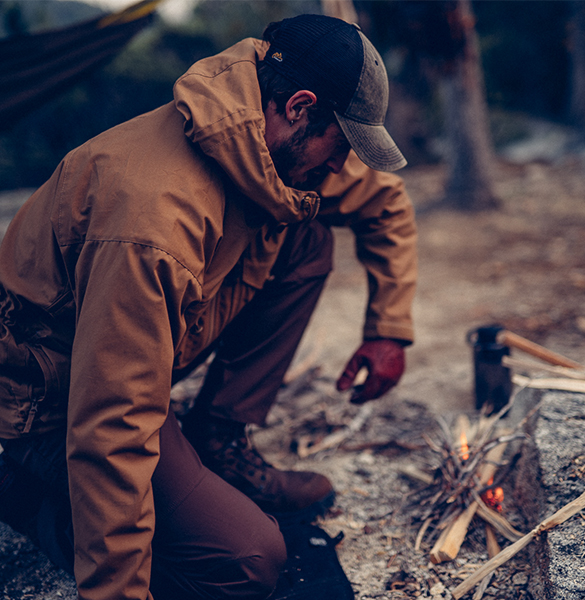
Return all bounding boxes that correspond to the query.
[326,150,350,174]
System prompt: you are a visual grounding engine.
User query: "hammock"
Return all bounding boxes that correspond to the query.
[0,0,162,130]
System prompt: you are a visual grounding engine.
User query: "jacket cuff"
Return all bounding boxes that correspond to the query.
[363,321,414,345]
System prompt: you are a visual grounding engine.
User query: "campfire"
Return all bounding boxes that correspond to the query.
[269,326,585,599]
[413,400,526,567]
[405,330,585,599]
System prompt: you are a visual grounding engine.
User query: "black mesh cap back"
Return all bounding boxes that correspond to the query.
[263,14,364,115]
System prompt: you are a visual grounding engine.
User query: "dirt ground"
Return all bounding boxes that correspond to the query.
[1,156,585,599]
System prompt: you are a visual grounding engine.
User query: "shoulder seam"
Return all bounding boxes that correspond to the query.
[61,238,203,290]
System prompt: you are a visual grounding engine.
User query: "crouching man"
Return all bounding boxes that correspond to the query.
[0,14,416,600]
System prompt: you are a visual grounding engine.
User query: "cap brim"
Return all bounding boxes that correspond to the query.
[335,113,407,172]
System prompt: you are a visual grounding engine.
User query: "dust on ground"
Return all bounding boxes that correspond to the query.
[1,157,585,599]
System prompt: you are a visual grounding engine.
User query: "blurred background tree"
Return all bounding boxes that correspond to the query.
[0,0,579,199]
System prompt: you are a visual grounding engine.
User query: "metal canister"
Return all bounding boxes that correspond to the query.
[467,324,512,414]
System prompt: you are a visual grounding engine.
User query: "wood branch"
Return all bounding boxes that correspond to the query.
[471,525,500,600]
[502,355,585,380]
[297,403,373,458]
[474,494,523,542]
[452,490,585,599]
[415,517,433,552]
[472,572,493,600]
[497,329,584,369]
[422,432,444,454]
[485,524,500,558]
[395,463,435,485]
[343,439,426,452]
[512,374,585,394]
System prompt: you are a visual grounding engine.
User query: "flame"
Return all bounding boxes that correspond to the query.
[482,477,505,512]
[459,431,469,461]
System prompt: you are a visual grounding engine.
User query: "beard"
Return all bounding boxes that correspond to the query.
[270,127,330,191]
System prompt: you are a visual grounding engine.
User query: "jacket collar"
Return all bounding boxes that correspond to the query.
[173,38,319,224]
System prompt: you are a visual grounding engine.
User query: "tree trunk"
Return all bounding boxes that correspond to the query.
[569,0,585,138]
[321,0,358,24]
[440,0,499,211]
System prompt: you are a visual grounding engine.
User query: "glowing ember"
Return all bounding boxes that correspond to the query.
[459,431,469,461]
[482,477,505,512]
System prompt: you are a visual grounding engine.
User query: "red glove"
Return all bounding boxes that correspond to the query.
[336,339,406,404]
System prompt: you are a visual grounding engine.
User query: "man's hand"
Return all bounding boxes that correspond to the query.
[336,339,406,404]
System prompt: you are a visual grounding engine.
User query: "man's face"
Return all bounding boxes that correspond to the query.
[270,123,351,191]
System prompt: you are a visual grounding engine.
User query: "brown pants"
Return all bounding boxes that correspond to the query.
[0,220,333,599]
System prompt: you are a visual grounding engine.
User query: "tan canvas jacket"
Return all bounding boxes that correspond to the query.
[0,38,416,600]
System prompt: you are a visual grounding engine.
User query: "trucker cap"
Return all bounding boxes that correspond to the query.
[263,14,407,172]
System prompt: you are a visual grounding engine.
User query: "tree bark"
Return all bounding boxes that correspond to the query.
[321,0,358,24]
[569,0,585,138]
[440,0,499,211]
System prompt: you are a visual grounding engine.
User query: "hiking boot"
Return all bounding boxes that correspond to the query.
[185,415,335,516]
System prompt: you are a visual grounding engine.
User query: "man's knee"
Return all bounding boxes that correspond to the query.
[200,514,287,598]
[231,521,287,597]
[151,516,286,599]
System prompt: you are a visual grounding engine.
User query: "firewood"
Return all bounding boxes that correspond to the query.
[395,463,435,485]
[415,517,433,552]
[471,525,500,600]
[502,355,585,380]
[485,524,500,558]
[429,433,509,563]
[429,511,461,562]
[452,490,585,599]
[297,403,373,458]
[430,502,478,564]
[512,374,585,394]
[474,495,523,542]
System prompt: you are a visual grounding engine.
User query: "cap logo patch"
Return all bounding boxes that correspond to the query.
[271,51,283,62]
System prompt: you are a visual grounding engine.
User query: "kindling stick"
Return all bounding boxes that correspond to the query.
[451,490,585,599]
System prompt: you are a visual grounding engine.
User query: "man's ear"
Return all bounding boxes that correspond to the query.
[285,90,317,125]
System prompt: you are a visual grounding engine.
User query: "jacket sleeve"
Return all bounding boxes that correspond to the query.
[317,152,417,343]
[66,240,198,600]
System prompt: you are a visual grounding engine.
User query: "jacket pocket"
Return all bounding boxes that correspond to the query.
[0,325,67,438]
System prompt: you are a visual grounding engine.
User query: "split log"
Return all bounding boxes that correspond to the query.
[502,356,585,380]
[452,490,585,599]
[512,374,585,394]
[430,502,478,563]
[474,497,523,543]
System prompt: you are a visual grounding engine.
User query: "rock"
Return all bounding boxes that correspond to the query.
[515,389,585,600]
